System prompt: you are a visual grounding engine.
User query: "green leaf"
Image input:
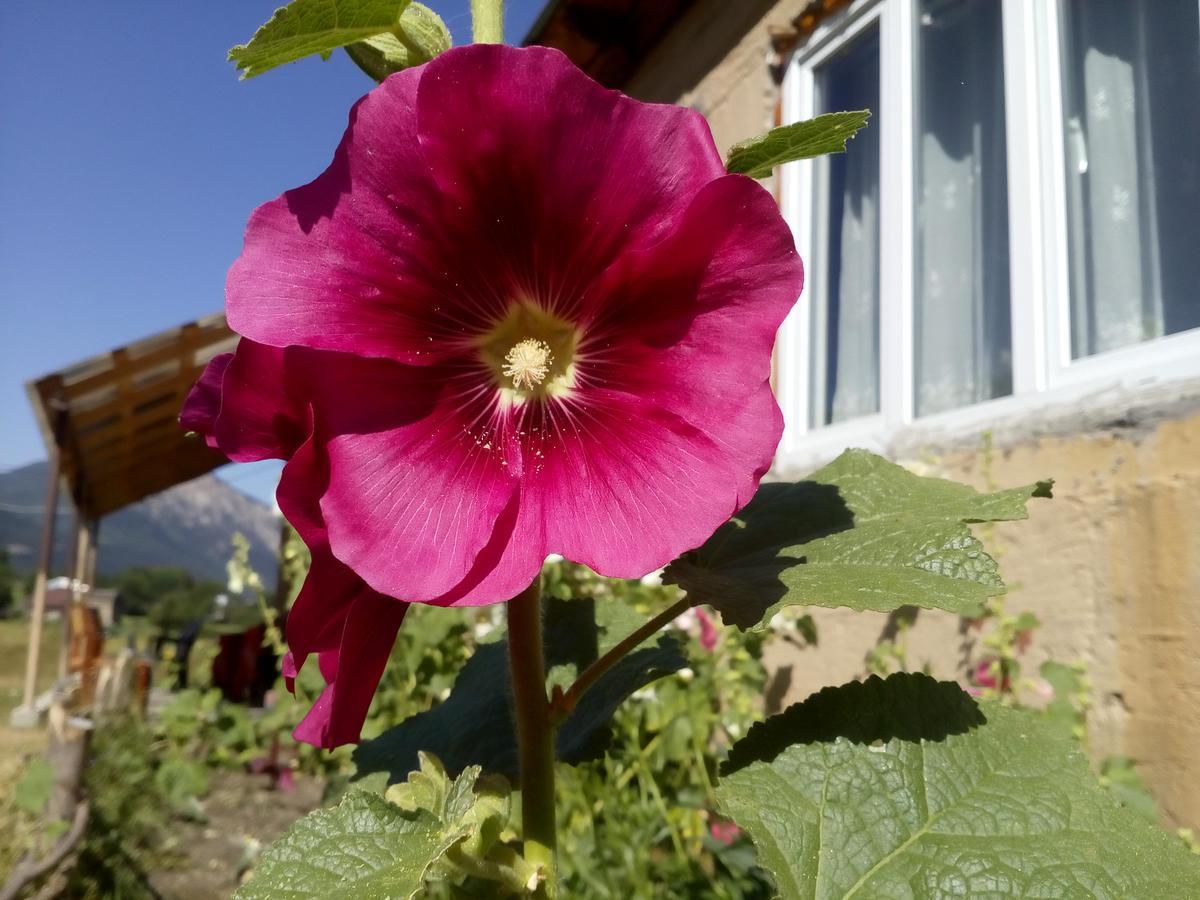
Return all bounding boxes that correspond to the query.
[726,110,872,179]
[664,449,1052,629]
[717,673,1200,899]
[236,760,485,899]
[1100,756,1160,824]
[345,3,450,81]
[353,597,686,781]
[229,0,412,79]
[14,757,53,816]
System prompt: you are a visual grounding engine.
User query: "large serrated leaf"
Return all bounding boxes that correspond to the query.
[234,789,458,899]
[664,449,1051,629]
[229,0,412,79]
[718,673,1200,899]
[352,597,686,782]
[726,110,871,179]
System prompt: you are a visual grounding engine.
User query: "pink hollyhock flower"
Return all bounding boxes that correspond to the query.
[696,607,720,653]
[222,43,802,606]
[709,818,741,846]
[182,341,406,750]
[971,658,1011,693]
[185,43,802,744]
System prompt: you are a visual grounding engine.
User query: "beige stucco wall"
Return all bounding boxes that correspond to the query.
[764,414,1200,832]
[623,0,1200,831]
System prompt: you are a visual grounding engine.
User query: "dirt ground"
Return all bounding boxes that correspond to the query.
[148,770,324,900]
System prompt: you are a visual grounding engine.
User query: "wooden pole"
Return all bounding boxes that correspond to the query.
[84,520,99,589]
[58,514,87,678]
[17,446,64,719]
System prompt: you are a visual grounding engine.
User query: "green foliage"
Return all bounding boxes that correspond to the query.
[229,0,414,79]
[665,449,1051,629]
[345,3,451,81]
[13,757,53,816]
[237,758,514,899]
[66,715,179,899]
[154,753,211,821]
[1100,756,1160,825]
[115,565,221,631]
[158,687,259,768]
[717,673,1200,898]
[725,110,872,179]
[353,573,686,782]
[1039,659,1091,741]
[554,614,773,899]
[0,547,21,616]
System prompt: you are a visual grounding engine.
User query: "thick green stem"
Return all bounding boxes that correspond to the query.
[470,0,504,44]
[507,578,556,894]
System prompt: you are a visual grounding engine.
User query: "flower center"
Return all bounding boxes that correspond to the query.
[502,339,554,390]
[476,301,581,405]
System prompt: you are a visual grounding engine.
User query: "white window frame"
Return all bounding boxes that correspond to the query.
[774,0,1200,474]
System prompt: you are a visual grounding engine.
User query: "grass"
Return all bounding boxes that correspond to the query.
[0,618,61,760]
[0,618,61,716]
[0,618,61,880]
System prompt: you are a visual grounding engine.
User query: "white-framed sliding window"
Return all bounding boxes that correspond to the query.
[775,0,1200,470]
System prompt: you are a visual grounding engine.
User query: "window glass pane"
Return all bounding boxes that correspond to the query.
[914,0,1012,417]
[810,25,881,427]
[1061,0,1200,358]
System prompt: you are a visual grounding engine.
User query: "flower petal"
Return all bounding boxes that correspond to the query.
[291,589,407,749]
[180,353,231,446]
[415,44,727,322]
[579,174,802,493]
[213,340,308,462]
[517,389,765,580]
[226,66,452,364]
[310,355,520,603]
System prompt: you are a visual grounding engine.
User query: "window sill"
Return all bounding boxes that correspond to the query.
[773,330,1200,475]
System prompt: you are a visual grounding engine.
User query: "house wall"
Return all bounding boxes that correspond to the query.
[624,0,1200,831]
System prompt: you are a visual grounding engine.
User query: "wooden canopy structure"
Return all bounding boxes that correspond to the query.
[14,313,235,724]
[27,312,235,520]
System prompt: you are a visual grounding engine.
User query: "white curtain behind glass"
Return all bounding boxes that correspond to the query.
[914,0,1012,417]
[1062,0,1200,358]
[811,28,881,427]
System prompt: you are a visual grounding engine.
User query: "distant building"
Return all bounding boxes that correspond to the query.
[37,576,82,620]
[26,577,117,626]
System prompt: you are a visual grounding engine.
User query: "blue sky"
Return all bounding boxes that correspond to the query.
[0,1,546,506]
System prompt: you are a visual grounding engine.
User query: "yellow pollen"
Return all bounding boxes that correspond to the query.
[502,339,554,391]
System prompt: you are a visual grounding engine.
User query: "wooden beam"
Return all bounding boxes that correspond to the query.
[17,424,65,717]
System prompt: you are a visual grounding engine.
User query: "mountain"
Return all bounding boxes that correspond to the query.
[0,461,279,586]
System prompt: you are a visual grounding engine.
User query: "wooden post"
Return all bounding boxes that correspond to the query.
[84,520,99,590]
[58,514,88,679]
[14,444,64,724]
[45,702,93,823]
[0,702,95,900]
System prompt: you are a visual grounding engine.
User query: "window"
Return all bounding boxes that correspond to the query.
[913,0,1011,416]
[776,0,1200,461]
[810,25,881,426]
[1059,0,1200,359]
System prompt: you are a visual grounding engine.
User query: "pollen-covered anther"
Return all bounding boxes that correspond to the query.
[502,339,554,391]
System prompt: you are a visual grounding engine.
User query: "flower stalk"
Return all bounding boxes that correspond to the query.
[507,577,557,895]
[471,0,504,44]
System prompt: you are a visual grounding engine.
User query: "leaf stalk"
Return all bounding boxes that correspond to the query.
[549,596,692,724]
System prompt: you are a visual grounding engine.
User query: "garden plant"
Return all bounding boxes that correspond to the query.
[177,0,1200,896]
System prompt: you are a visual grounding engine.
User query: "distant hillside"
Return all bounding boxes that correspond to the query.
[0,461,278,586]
